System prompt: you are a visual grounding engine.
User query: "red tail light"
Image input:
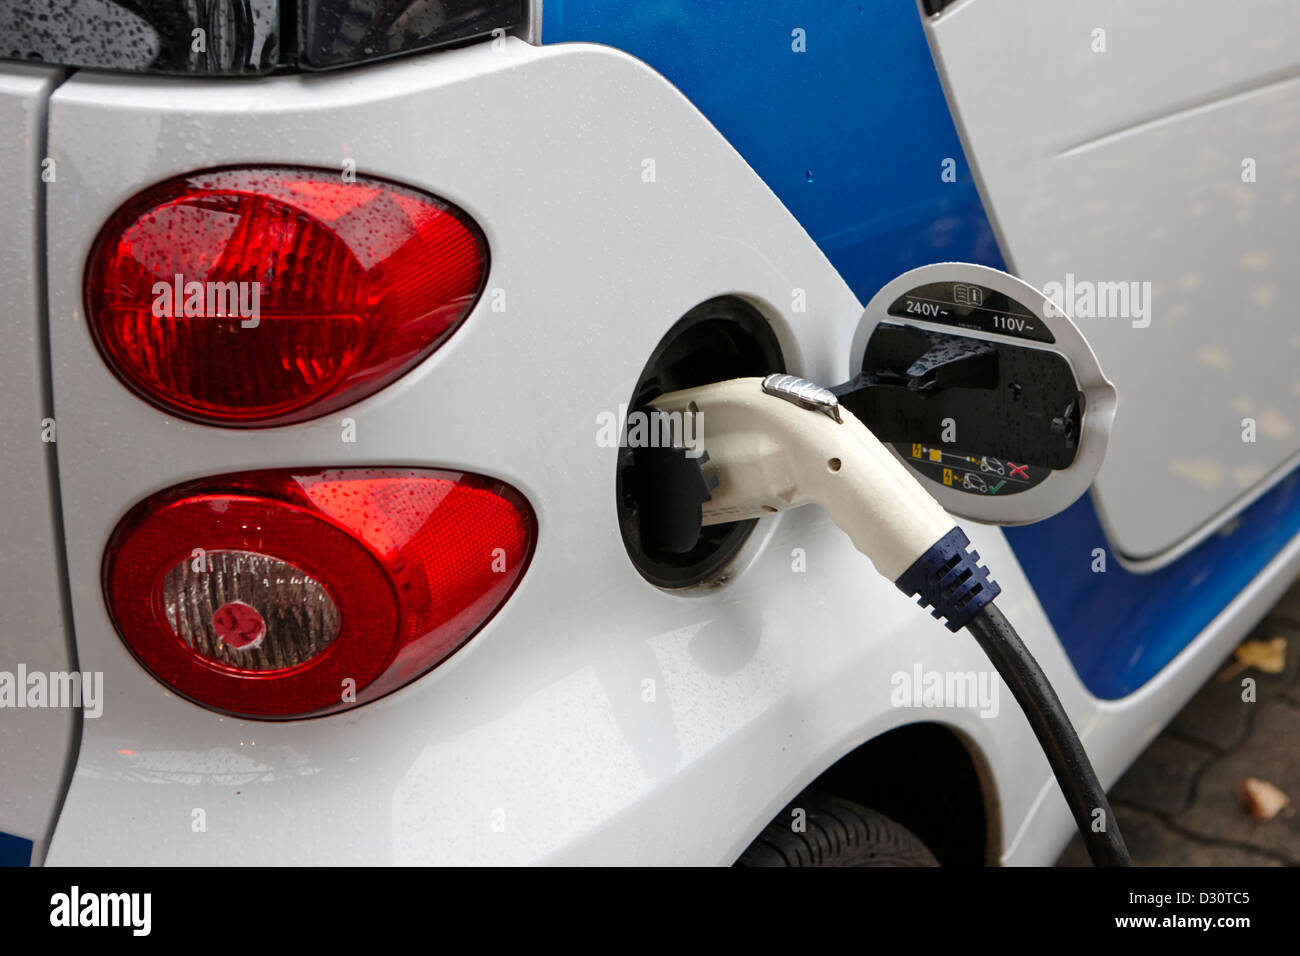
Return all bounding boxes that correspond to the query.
[104,468,535,718]
[86,167,488,426]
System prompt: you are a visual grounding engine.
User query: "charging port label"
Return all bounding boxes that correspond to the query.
[897,443,1047,496]
[888,282,1055,344]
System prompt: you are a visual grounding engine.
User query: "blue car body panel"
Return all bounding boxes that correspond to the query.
[542,0,1298,699]
[0,830,33,867]
[543,1,1003,304]
[1005,476,1300,698]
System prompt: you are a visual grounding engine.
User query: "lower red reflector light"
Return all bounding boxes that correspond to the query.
[104,468,536,719]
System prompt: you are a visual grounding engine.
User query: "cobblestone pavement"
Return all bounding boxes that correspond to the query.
[1058,576,1300,866]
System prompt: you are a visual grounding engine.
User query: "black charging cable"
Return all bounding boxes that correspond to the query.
[895,527,1131,867]
[966,604,1130,866]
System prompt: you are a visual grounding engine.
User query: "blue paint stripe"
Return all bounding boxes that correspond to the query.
[1006,473,1300,698]
[0,830,34,867]
[543,1,1006,302]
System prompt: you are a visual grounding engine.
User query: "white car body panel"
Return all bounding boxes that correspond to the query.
[0,62,76,867]
[26,38,1299,865]
[927,0,1300,562]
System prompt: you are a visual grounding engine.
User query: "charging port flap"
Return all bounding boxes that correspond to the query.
[841,263,1117,525]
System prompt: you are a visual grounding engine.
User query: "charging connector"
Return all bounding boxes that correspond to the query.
[655,375,999,628]
[653,374,1130,866]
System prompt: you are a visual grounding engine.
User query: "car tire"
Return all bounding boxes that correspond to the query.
[737,789,940,867]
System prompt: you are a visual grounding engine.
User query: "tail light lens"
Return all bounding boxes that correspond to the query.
[104,468,535,718]
[86,167,488,427]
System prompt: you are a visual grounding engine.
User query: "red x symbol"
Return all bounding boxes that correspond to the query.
[1008,462,1030,479]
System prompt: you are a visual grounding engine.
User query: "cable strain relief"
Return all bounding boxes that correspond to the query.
[894,527,1000,632]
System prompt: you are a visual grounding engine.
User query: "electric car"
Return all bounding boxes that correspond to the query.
[2,1,1297,867]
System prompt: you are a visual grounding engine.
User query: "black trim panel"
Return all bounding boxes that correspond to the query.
[3,1,280,75]
[2,0,524,76]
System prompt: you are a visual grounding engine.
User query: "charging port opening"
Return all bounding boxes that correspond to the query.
[617,296,784,588]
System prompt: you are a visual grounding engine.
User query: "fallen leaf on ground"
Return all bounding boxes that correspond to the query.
[1216,636,1287,681]
[1234,777,1292,822]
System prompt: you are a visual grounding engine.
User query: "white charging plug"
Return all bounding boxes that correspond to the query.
[654,375,957,582]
